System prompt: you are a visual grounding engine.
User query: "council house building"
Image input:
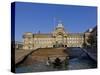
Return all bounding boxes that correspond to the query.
[22,21,90,50]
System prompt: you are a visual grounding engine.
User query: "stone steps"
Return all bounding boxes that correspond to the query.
[31,48,68,62]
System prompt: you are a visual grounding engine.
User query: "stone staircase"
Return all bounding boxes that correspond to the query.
[31,48,68,62]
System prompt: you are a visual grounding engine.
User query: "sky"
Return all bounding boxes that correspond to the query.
[14,2,97,41]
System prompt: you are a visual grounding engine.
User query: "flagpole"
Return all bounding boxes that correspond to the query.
[54,17,56,30]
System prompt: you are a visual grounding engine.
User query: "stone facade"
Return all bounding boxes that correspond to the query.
[23,22,86,50]
[84,26,97,48]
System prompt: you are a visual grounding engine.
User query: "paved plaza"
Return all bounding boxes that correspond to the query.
[15,47,97,73]
[15,49,33,64]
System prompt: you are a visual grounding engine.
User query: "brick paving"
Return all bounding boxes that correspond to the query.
[15,48,68,64]
[31,48,68,62]
[15,50,34,64]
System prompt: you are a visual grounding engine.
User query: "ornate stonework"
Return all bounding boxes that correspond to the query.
[23,22,90,50]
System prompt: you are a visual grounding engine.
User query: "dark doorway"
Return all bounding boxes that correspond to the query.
[65,45,67,47]
[53,45,55,48]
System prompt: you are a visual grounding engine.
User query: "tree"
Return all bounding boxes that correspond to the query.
[82,42,87,48]
[87,34,95,47]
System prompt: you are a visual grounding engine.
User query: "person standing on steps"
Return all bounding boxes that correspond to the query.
[46,57,51,66]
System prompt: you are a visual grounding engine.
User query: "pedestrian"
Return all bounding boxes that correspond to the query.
[46,57,51,66]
